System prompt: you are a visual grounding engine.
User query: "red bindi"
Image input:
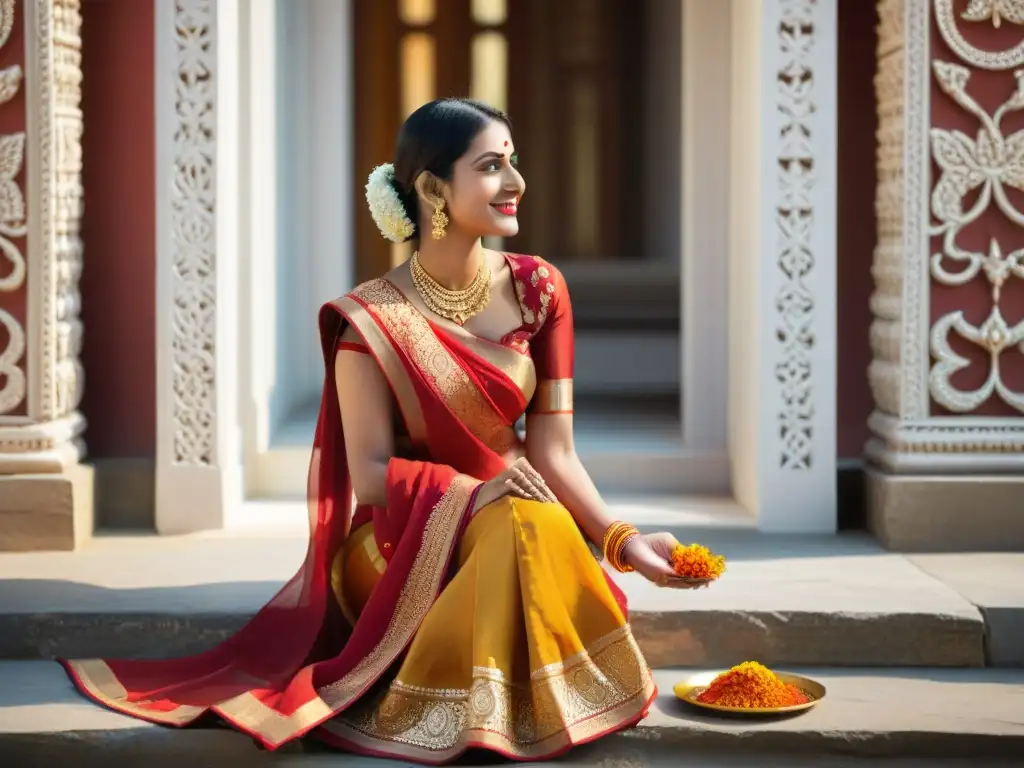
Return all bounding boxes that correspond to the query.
[504,141,509,147]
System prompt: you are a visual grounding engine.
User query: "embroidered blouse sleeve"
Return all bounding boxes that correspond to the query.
[528,265,574,415]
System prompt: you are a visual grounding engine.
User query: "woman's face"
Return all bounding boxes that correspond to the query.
[442,120,525,239]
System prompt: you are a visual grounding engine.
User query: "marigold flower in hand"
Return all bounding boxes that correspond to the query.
[670,543,726,580]
[696,661,810,708]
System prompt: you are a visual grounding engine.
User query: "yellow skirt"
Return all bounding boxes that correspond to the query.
[323,497,656,762]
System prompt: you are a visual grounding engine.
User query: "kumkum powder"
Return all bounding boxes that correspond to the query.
[696,662,811,708]
[670,543,726,580]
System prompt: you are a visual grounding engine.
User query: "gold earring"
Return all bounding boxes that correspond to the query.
[431,199,449,240]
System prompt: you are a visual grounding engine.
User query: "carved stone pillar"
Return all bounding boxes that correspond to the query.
[154,0,241,533]
[0,0,90,551]
[867,0,1024,550]
[728,0,839,532]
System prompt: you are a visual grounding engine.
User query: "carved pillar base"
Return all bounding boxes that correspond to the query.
[0,0,89,550]
[0,465,93,551]
[867,469,1024,552]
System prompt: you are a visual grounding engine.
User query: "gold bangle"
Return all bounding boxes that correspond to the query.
[611,532,638,573]
[602,522,639,573]
[601,522,631,560]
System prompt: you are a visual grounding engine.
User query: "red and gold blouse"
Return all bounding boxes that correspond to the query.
[337,252,574,418]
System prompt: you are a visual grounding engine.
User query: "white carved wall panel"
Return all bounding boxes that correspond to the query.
[43,0,85,425]
[775,0,832,472]
[868,0,1024,471]
[929,0,1024,414]
[729,0,837,531]
[0,0,85,471]
[0,0,26,419]
[155,0,240,532]
[168,0,217,467]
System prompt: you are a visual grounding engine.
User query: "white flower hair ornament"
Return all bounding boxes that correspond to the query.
[365,163,416,243]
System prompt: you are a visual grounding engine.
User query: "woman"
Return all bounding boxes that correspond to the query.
[61,98,709,763]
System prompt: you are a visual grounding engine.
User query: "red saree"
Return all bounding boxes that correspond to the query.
[60,253,652,760]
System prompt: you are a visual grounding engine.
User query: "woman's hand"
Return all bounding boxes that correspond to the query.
[472,457,558,514]
[623,532,712,589]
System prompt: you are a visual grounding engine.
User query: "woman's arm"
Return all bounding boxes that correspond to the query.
[520,265,612,544]
[522,263,675,581]
[334,325,393,507]
[525,412,612,546]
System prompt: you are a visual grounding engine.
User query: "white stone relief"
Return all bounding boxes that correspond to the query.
[169,0,217,466]
[0,0,25,416]
[49,0,86,421]
[868,409,1024,461]
[0,132,26,293]
[0,0,85,468]
[927,57,1024,413]
[775,0,819,470]
[871,0,936,425]
[961,0,1024,28]
[935,0,1024,69]
[870,0,909,419]
[898,0,934,421]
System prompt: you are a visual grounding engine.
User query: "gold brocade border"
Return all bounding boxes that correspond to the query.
[456,332,537,405]
[321,625,656,761]
[531,378,573,414]
[332,295,427,442]
[65,660,206,726]
[67,477,474,748]
[351,279,518,455]
[317,476,475,704]
[211,475,476,746]
[215,694,334,745]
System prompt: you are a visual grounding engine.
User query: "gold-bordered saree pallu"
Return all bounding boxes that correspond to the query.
[60,270,656,762]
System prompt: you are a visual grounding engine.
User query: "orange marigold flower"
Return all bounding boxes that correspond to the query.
[695,661,810,708]
[670,543,726,580]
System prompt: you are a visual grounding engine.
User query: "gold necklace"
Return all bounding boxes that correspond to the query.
[410,251,492,326]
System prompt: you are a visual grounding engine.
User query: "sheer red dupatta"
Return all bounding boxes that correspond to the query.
[60,282,485,750]
[60,255,627,751]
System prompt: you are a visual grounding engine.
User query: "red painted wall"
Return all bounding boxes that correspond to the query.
[79,0,156,458]
[836,0,878,458]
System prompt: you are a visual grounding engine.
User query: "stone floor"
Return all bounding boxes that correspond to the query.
[1,661,1022,765]
[2,499,1019,666]
[908,553,1024,667]
[2,498,1024,764]
[2,498,1023,666]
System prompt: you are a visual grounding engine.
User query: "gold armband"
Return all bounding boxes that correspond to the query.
[531,378,573,415]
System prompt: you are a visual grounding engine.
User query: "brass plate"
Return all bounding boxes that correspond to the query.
[673,670,826,715]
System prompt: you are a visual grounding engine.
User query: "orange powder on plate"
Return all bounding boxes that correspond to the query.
[695,662,810,708]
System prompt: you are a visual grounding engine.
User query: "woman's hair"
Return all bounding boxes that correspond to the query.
[390,98,511,239]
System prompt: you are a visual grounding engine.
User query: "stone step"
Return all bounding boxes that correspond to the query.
[0,501,1019,667]
[1,662,1022,766]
